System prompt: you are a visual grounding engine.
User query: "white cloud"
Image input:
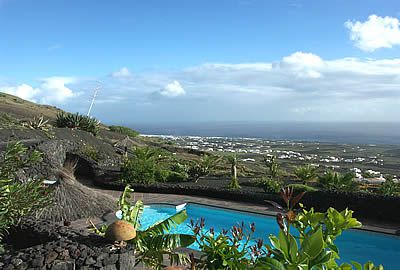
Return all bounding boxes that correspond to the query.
[0,77,78,104]
[345,15,400,52]
[111,67,132,78]
[159,81,186,97]
[1,84,41,102]
[276,51,324,78]
[39,77,77,104]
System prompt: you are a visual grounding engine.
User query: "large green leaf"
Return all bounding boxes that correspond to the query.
[142,233,195,251]
[129,200,144,229]
[255,257,286,270]
[142,209,188,237]
[300,227,324,260]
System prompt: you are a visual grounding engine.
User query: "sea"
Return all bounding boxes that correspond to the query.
[128,121,400,145]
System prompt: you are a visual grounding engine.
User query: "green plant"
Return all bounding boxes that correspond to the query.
[188,154,221,183]
[91,185,195,269]
[261,188,383,269]
[193,187,384,269]
[0,142,51,251]
[287,183,318,192]
[294,164,318,184]
[109,125,139,137]
[56,112,100,136]
[258,177,282,193]
[319,170,358,192]
[121,147,160,184]
[81,144,101,161]
[190,219,259,270]
[263,155,280,178]
[378,176,399,196]
[24,115,50,131]
[226,154,240,189]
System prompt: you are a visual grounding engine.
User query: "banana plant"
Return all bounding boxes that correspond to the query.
[92,185,195,269]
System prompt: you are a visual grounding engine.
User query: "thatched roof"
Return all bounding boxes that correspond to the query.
[37,160,116,222]
[114,136,136,148]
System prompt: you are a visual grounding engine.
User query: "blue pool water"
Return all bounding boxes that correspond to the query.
[140,203,400,269]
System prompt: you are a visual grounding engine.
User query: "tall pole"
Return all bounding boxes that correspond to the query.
[87,82,101,117]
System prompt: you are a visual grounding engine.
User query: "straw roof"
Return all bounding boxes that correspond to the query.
[114,136,136,149]
[37,160,116,222]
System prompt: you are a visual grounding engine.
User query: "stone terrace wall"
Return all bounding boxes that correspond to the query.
[0,219,135,270]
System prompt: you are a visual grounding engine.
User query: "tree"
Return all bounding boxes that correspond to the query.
[294,164,318,184]
[263,155,280,178]
[226,154,240,189]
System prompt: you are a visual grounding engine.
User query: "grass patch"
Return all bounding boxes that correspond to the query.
[109,125,139,137]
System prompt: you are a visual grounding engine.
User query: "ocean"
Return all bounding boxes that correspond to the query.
[128,121,400,145]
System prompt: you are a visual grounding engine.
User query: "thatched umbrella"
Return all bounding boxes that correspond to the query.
[37,159,116,222]
[114,136,136,157]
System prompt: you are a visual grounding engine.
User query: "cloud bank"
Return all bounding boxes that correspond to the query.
[1,52,400,122]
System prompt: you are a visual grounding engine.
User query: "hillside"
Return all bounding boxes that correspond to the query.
[0,92,63,123]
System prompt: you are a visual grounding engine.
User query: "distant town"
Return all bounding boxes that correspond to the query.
[144,134,399,184]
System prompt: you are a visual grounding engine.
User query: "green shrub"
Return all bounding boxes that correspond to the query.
[319,170,358,192]
[81,144,101,161]
[287,183,318,192]
[154,169,169,182]
[166,171,188,182]
[56,112,100,136]
[258,177,282,193]
[121,155,157,184]
[378,177,399,196]
[294,164,318,184]
[0,142,51,252]
[187,154,221,182]
[109,125,139,137]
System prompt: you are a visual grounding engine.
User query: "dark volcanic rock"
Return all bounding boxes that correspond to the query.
[0,219,135,270]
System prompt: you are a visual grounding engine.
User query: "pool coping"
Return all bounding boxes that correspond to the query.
[146,201,400,237]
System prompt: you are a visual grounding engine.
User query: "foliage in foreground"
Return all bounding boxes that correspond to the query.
[56,112,100,136]
[0,142,51,252]
[109,125,139,137]
[91,185,195,269]
[190,187,384,270]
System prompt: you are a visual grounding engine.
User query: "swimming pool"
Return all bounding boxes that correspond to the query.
[140,203,400,269]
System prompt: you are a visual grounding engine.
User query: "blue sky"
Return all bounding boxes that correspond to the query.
[1,0,400,123]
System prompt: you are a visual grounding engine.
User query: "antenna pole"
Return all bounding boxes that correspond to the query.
[87,82,101,117]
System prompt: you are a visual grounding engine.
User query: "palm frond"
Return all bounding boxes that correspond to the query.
[142,209,188,237]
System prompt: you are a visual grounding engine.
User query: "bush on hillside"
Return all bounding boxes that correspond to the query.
[0,142,51,252]
[56,112,100,136]
[109,125,139,137]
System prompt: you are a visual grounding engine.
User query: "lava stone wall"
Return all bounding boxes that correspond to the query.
[0,219,135,270]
